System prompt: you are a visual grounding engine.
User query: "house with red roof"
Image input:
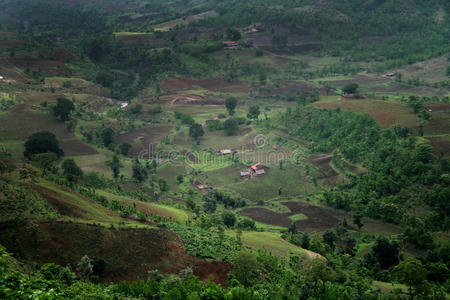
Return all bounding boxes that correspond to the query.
[250,163,268,176]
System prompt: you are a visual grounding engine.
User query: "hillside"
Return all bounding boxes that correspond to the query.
[0,0,449,299]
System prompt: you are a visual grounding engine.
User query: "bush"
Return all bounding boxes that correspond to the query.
[24,131,64,159]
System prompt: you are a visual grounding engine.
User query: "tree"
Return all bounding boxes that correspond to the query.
[132,159,148,183]
[301,232,310,249]
[342,83,359,94]
[189,123,204,141]
[353,212,364,232]
[119,142,132,156]
[247,105,260,120]
[323,230,337,250]
[62,158,83,182]
[77,255,93,283]
[272,33,287,49]
[53,97,74,121]
[288,222,298,234]
[225,97,238,115]
[24,131,64,159]
[101,127,115,148]
[232,251,259,287]
[203,198,217,213]
[107,155,122,179]
[226,28,241,41]
[91,257,106,277]
[32,152,59,175]
[394,258,427,300]
[224,118,239,136]
[176,174,184,184]
[222,210,236,227]
[372,236,399,269]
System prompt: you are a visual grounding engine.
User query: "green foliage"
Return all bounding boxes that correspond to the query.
[106,155,122,179]
[131,159,148,183]
[0,178,58,222]
[394,258,427,299]
[100,127,114,148]
[62,159,83,183]
[222,210,236,227]
[207,119,224,131]
[119,142,132,156]
[247,105,260,120]
[174,111,195,125]
[40,263,76,286]
[342,83,359,95]
[24,131,64,159]
[53,97,74,122]
[372,236,399,270]
[189,123,204,141]
[225,97,238,116]
[224,118,239,136]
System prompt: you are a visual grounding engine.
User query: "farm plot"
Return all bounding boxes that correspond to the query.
[314,99,420,129]
[423,102,450,136]
[162,77,250,93]
[239,200,340,232]
[114,125,172,157]
[208,163,315,202]
[427,135,450,158]
[306,154,344,185]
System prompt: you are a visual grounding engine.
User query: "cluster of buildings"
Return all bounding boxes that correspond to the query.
[240,162,268,178]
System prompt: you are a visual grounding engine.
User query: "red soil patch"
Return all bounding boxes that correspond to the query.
[7,57,68,75]
[240,207,292,227]
[60,139,98,156]
[282,201,340,232]
[115,33,166,47]
[114,125,172,157]
[0,221,233,285]
[53,49,76,61]
[162,77,250,93]
[269,80,317,96]
[423,102,450,136]
[314,99,419,129]
[427,136,450,158]
[240,201,340,232]
[0,40,25,47]
[192,260,233,286]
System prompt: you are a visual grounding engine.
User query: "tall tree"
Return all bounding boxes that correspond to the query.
[189,123,204,141]
[247,105,260,120]
[53,97,74,121]
[61,158,83,182]
[24,131,64,159]
[225,97,238,115]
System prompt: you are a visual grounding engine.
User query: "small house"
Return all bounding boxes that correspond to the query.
[341,93,355,100]
[250,162,268,173]
[240,171,251,178]
[383,72,397,78]
[223,41,238,49]
[254,169,265,176]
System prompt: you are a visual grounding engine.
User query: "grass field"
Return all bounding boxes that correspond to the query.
[206,163,316,203]
[239,231,321,259]
[96,190,190,223]
[314,98,420,129]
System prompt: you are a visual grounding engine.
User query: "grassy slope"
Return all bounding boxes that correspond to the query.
[96,190,190,223]
[240,231,321,259]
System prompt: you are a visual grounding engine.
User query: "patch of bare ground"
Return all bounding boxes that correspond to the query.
[240,201,340,232]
